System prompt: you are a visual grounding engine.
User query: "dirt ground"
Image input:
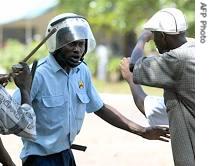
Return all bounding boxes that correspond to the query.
[1,93,174,166]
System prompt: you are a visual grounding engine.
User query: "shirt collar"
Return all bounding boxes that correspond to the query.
[48,54,63,73]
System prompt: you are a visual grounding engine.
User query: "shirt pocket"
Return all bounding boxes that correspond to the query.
[42,95,65,107]
[40,95,66,124]
[76,91,90,119]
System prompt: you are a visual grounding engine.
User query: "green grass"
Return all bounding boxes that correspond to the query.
[92,77,163,96]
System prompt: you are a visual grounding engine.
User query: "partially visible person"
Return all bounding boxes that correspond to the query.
[120,57,168,126]
[0,62,36,138]
[0,62,36,166]
[130,8,194,166]
[0,138,15,166]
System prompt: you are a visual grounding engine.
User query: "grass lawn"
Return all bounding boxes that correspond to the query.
[92,77,163,96]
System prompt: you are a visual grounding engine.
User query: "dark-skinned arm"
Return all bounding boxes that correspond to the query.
[94,104,170,142]
[129,30,153,72]
[0,137,16,166]
[120,57,147,116]
[12,62,32,105]
[126,77,147,116]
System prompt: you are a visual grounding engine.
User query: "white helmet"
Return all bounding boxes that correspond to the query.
[45,13,96,53]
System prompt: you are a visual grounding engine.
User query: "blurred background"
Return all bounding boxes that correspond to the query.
[0,0,194,86]
[0,0,194,165]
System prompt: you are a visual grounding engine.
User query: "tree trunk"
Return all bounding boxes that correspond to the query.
[119,30,137,81]
[123,30,137,57]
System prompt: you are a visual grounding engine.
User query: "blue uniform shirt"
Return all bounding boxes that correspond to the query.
[13,54,104,159]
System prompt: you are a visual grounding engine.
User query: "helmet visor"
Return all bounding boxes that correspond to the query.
[47,17,96,53]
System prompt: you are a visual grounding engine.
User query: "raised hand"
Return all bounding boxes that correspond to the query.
[120,57,133,82]
[12,62,32,91]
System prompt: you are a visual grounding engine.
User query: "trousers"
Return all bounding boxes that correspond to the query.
[22,149,76,166]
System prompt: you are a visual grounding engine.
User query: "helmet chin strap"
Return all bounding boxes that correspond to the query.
[80,39,88,60]
[52,51,83,69]
[52,39,87,69]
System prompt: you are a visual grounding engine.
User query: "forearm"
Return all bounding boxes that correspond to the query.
[94,104,145,135]
[20,89,32,105]
[127,79,147,116]
[130,39,145,71]
[130,31,153,72]
[133,37,147,56]
[0,138,14,166]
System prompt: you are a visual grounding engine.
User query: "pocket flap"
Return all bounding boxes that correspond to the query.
[42,95,64,107]
[76,92,90,104]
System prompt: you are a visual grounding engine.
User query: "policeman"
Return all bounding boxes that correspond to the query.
[13,13,169,166]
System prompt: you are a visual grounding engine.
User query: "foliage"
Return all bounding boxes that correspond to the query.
[0,40,24,72]
[0,40,48,72]
[107,56,121,73]
[58,0,195,36]
[83,52,98,76]
[58,0,195,59]
[92,77,163,95]
[84,52,122,81]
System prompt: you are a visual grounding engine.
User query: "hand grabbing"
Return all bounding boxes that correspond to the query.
[120,57,133,82]
[12,62,32,91]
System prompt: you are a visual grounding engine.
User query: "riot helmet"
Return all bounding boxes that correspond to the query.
[45,13,96,55]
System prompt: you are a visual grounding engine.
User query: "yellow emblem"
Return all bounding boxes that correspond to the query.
[79,81,84,89]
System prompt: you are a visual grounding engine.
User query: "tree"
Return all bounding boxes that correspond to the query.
[58,0,195,56]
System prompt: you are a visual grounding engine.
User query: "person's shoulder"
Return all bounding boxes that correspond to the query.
[186,37,195,42]
[36,56,48,68]
[31,56,50,75]
[77,62,92,78]
[160,51,177,59]
[78,62,89,71]
[170,39,195,60]
[29,56,49,79]
[186,39,195,48]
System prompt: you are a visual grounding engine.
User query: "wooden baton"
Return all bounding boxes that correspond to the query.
[22,27,57,62]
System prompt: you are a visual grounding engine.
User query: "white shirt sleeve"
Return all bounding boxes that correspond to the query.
[144,95,169,126]
[0,85,36,140]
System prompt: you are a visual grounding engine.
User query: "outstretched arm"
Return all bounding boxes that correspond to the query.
[120,57,147,116]
[0,138,15,166]
[94,104,170,142]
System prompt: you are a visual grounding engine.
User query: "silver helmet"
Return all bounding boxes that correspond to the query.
[45,13,96,54]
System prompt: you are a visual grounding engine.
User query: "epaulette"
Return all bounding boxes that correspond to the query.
[82,61,87,66]
[36,57,48,67]
[29,57,47,70]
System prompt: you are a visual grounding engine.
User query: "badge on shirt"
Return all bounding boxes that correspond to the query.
[78,81,84,89]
